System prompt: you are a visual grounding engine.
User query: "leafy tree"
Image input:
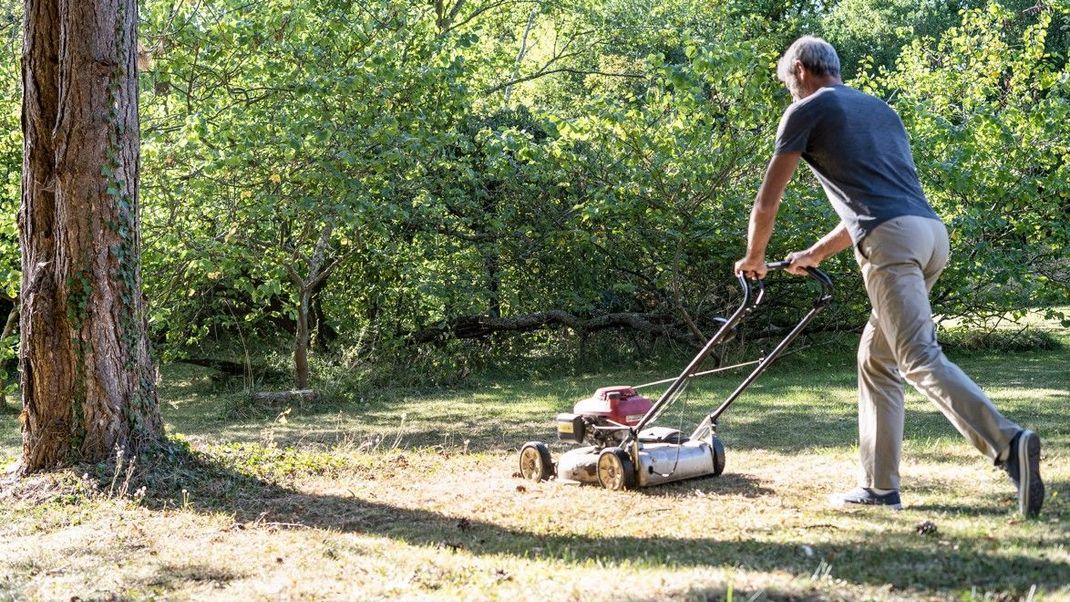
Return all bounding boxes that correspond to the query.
[856,2,1070,325]
[140,1,476,387]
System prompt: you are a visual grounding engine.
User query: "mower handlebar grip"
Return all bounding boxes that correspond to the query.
[764,260,833,306]
[765,259,793,270]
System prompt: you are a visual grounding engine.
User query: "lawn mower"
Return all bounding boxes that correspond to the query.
[517,261,833,490]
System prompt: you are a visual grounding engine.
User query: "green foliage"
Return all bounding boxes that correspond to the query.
[140,1,467,356]
[0,0,20,392]
[856,2,1070,326]
[0,0,1064,389]
[138,0,814,382]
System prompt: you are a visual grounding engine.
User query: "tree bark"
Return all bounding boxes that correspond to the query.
[294,289,310,389]
[19,0,162,473]
[283,222,348,391]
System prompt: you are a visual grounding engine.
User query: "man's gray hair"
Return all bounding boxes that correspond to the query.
[777,36,841,84]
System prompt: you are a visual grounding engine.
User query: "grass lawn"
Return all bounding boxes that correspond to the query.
[0,320,1067,601]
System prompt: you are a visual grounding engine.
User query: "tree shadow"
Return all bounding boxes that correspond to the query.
[158,342,1067,457]
[132,442,1070,597]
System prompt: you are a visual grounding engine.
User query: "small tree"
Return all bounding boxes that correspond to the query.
[19,0,161,472]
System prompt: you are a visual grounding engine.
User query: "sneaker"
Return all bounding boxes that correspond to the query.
[1004,429,1044,517]
[829,487,902,510]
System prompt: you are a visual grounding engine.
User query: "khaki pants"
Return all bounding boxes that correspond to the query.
[854,215,1019,490]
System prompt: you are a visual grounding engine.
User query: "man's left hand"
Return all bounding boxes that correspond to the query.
[783,249,823,276]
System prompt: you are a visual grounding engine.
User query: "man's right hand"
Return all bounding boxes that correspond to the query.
[734,255,768,281]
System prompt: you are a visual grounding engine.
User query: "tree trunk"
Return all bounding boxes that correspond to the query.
[483,247,501,319]
[310,279,336,351]
[19,0,162,473]
[294,289,310,390]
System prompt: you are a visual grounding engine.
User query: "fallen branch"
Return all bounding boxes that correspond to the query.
[412,310,693,344]
[252,390,318,405]
[175,357,248,377]
[411,311,859,346]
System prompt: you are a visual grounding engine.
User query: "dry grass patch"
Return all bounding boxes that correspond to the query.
[0,323,1067,601]
[1,436,1066,601]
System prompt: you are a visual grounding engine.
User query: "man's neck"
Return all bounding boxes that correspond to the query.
[813,75,843,89]
[797,75,843,100]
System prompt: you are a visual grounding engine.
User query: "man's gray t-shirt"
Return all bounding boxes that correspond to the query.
[774,84,939,244]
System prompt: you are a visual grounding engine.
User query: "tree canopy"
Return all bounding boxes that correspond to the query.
[2,0,1067,388]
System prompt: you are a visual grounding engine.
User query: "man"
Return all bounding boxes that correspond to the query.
[734,36,1044,516]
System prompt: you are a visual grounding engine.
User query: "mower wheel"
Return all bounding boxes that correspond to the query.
[597,448,636,491]
[518,442,554,482]
[711,435,726,476]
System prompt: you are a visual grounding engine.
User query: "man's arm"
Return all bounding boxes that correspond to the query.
[734,152,802,280]
[784,222,853,275]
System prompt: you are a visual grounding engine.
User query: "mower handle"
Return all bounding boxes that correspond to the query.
[628,260,833,442]
[734,261,832,312]
[762,260,833,307]
[692,261,832,433]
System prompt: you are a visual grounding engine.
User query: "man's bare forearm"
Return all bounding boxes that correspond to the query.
[744,196,779,260]
[808,222,853,260]
[743,152,802,261]
[783,222,853,275]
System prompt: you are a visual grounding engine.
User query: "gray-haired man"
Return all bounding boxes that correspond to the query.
[734,36,1044,516]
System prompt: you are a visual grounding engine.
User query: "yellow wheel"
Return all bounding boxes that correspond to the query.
[597,448,636,490]
[518,442,553,482]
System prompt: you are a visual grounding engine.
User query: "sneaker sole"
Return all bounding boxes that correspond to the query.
[1017,430,1044,517]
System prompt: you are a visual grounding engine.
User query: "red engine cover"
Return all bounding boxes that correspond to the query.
[573,386,653,426]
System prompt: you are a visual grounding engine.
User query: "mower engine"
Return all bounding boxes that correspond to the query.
[556,386,652,446]
[545,385,720,488]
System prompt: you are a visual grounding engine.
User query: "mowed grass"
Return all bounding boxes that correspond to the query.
[0,320,1067,601]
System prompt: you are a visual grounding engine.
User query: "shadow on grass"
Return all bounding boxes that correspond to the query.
[131,441,1070,597]
[646,472,777,498]
[159,385,1067,459]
